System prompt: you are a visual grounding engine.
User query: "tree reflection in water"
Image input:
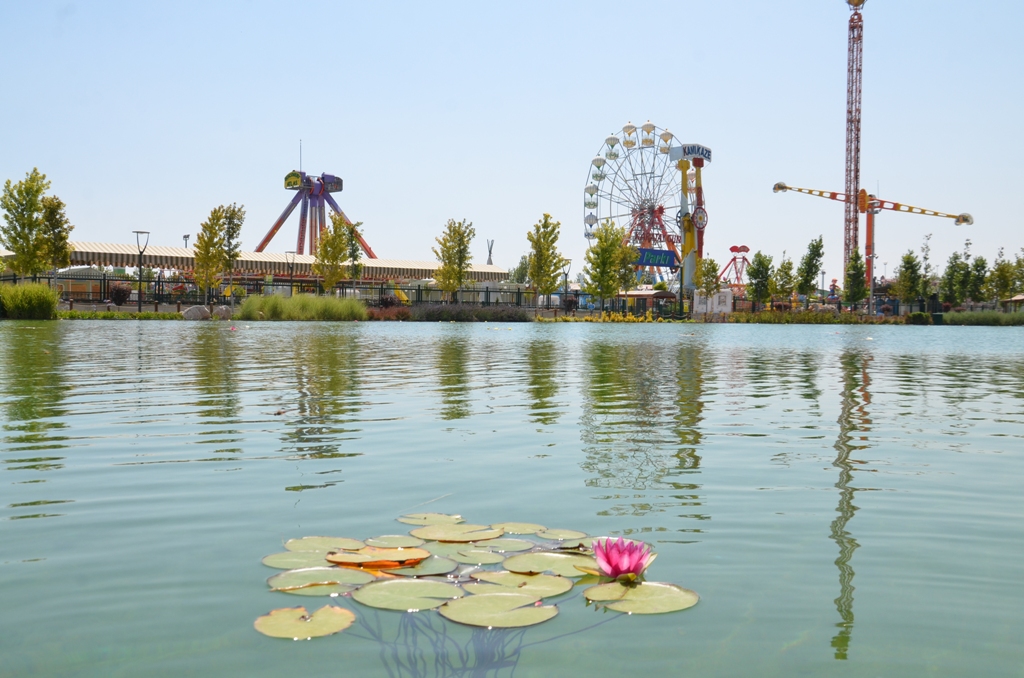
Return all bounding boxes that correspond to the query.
[283,329,365,461]
[436,335,471,421]
[526,339,561,425]
[829,348,875,660]
[579,339,707,534]
[2,323,69,454]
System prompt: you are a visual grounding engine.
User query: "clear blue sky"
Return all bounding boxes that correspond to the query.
[2,0,1021,280]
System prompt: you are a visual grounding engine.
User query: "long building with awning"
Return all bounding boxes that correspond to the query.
[2,242,509,281]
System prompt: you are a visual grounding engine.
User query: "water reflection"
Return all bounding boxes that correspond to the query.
[526,339,561,425]
[1,323,69,453]
[192,326,241,421]
[436,335,471,420]
[829,348,874,660]
[578,339,708,534]
[283,329,365,462]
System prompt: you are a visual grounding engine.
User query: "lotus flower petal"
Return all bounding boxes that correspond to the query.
[591,537,654,579]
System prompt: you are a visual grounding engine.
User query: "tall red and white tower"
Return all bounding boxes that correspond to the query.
[843,0,865,278]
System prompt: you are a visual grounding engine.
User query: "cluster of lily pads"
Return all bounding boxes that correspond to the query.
[254,513,698,640]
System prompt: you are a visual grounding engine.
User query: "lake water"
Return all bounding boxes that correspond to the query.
[1,320,1022,677]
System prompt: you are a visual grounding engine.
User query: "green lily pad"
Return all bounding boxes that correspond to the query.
[351,579,464,611]
[423,541,468,558]
[397,513,465,526]
[470,538,535,552]
[450,549,506,565]
[284,536,364,552]
[583,582,699,614]
[465,571,573,598]
[536,528,587,540]
[490,522,546,535]
[262,551,333,570]
[503,552,597,578]
[383,555,459,576]
[409,523,504,543]
[554,539,592,551]
[254,605,355,639]
[439,592,557,628]
[365,535,425,548]
[267,567,375,596]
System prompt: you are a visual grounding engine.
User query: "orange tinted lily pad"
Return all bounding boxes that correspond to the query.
[326,546,430,569]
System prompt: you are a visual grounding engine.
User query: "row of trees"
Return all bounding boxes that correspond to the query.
[744,236,830,308]
[0,168,75,281]
[890,237,1024,306]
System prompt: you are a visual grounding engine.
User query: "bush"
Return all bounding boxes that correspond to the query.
[379,294,399,308]
[367,306,411,321]
[880,304,893,315]
[942,302,952,312]
[906,312,932,325]
[235,294,367,321]
[408,303,533,322]
[0,283,59,319]
[728,310,901,325]
[109,283,131,306]
[943,310,1024,326]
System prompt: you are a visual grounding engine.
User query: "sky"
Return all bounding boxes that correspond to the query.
[2,0,1022,281]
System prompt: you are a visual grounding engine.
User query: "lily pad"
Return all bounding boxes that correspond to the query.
[503,552,597,578]
[352,579,464,611]
[536,528,587,540]
[583,582,699,614]
[284,536,364,552]
[254,605,355,639]
[397,513,464,526]
[423,541,469,558]
[490,522,546,535]
[365,535,425,548]
[262,551,332,570]
[409,524,504,543]
[554,539,592,551]
[383,555,459,576]
[450,549,506,565]
[326,546,431,569]
[439,592,557,628]
[465,571,573,598]
[268,567,375,596]
[470,538,535,553]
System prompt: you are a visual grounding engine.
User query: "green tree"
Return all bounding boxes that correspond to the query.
[581,220,636,310]
[194,206,227,302]
[508,254,530,284]
[694,256,721,316]
[526,214,567,297]
[313,212,350,293]
[0,168,50,277]
[746,251,773,310]
[772,253,796,308]
[986,249,1018,301]
[40,195,74,289]
[432,218,475,299]
[796,236,824,305]
[222,203,245,306]
[343,219,364,281]
[844,247,867,305]
[919,233,936,299]
[967,255,988,302]
[940,245,971,306]
[891,250,923,304]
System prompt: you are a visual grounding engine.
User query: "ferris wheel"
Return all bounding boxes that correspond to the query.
[583,121,697,273]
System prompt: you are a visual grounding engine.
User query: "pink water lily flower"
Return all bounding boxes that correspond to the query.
[592,537,656,580]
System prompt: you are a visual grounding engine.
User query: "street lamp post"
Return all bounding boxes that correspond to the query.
[562,259,572,314]
[183,234,189,248]
[286,251,296,298]
[820,270,826,302]
[133,231,150,313]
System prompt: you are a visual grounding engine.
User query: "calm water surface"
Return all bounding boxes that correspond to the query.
[1,321,1022,677]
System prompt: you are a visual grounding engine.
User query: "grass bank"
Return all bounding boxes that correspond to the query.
[942,310,1024,326]
[237,294,367,321]
[538,311,685,323]
[408,304,533,322]
[58,310,183,320]
[0,283,60,319]
[728,311,902,324]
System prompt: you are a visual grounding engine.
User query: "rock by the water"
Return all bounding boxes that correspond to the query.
[212,305,233,320]
[183,305,212,320]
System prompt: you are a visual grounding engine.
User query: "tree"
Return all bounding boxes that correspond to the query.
[967,256,988,303]
[0,168,51,278]
[796,236,824,305]
[432,218,475,299]
[844,247,867,306]
[745,250,773,311]
[40,195,74,289]
[526,214,567,298]
[581,220,636,310]
[222,203,245,306]
[694,256,721,316]
[343,219,364,282]
[772,253,796,308]
[313,212,350,293]
[986,249,1018,302]
[508,254,530,284]
[194,206,227,302]
[891,250,923,304]
[940,242,972,306]
[919,233,937,299]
